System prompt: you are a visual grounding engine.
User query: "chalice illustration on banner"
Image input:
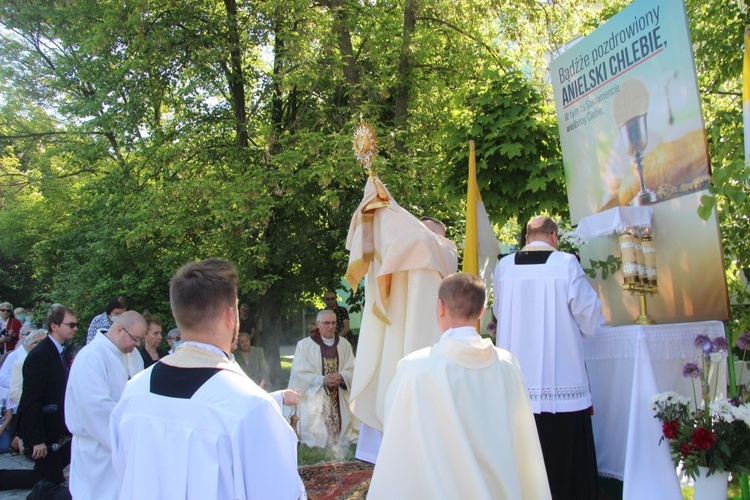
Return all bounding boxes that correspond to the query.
[613,79,656,205]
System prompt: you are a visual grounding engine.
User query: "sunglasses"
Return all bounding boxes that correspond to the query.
[62,322,79,329]
[0,309,11,313]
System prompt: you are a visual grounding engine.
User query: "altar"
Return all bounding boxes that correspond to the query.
[584,320,727,500]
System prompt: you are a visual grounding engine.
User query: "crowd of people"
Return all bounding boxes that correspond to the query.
[0,210,603,499]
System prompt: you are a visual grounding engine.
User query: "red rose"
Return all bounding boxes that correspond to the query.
[680,442,693,456]
[663,420,679,440]
[691,427,717,451]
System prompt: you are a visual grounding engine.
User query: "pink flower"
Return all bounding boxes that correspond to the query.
[694,335,710,348]
[682,362,701,378]
[737,332,750,351]
[691,427,717,451]
[663,420,679,440]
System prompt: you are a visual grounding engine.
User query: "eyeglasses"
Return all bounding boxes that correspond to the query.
[317,321,336,326]
[170,336,181,341]
[0,309,10,313]
[122,326,143,346]
[62,322,79,329]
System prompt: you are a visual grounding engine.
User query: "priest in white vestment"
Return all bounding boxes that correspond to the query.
[368,273,550,500]
[110,259,305,500]
[288,309,356,448]
[65,311,148,500]
[345,176,457,462]
[493,216,604,500]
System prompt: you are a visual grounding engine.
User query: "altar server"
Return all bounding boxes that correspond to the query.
[110,258,305,499]
[65,311,147,499]
[369,273,550,500]
[345,176,457,462]
[493,216,605,500]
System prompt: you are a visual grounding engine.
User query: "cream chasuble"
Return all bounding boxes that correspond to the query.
[345,177,457,443]
[368,330,551,500]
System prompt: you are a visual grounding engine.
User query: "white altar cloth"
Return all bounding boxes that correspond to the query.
[584,321,726,500]
[574,206,653,240]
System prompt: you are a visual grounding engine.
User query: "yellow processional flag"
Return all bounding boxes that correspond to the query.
[462,140,501,330]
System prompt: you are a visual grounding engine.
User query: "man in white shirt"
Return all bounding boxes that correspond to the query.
[65,311,147,499]
[110,258,305,499]
[369,272,550,499]
[493,216,605,500]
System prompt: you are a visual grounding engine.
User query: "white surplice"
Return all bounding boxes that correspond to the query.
[65,332,143,499]
[110,343,305,500]
[345,177,457,452]
[493,242,604,413]
[287,335,356,448]
[368,327,551,500]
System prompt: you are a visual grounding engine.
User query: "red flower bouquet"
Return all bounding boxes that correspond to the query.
[651,335,750,479]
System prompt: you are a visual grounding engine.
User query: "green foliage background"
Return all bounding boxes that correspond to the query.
[1,0,749,383]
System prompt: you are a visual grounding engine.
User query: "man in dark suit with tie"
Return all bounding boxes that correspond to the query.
[18,304,78,486]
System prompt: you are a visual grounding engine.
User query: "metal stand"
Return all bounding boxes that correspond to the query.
[623,282,658,325]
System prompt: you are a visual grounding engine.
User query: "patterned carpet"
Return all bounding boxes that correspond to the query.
[298,461,374,500]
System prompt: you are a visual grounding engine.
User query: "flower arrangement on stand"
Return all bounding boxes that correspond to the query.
[651,334,750,481]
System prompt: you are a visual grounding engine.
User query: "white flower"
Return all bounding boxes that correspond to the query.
[710,399,735,423]
[559,231,586,249]
[650,391,689,410]
[731,404,750,427]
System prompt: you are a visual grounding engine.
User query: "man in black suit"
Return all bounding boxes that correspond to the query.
[18,304,78,486]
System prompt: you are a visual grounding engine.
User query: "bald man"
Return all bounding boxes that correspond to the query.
[493,216,605,500]
[65,311,148,499]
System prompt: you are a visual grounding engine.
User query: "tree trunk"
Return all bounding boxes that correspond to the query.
[330,0,361,110]
[393,0,417,130]
[222,0,249,149]
[260,281,284,388]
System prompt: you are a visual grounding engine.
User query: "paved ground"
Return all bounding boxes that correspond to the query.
[0,451,70,499]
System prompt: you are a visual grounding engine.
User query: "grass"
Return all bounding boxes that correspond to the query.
[298,443,358,466]
[280,357,292,387]
[282,356,359,467]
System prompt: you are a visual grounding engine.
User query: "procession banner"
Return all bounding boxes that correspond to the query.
[463,140,500,292]
[550,0,729,324]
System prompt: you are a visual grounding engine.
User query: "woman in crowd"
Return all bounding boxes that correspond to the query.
[139,313,167,368]
[0,303,22,355]
[233,332,270,389]
[166,328,181,354]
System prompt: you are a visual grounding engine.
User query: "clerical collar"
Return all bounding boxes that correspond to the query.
[322,336,336,346]
[182,341,229,359]
[440,326,481,341]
